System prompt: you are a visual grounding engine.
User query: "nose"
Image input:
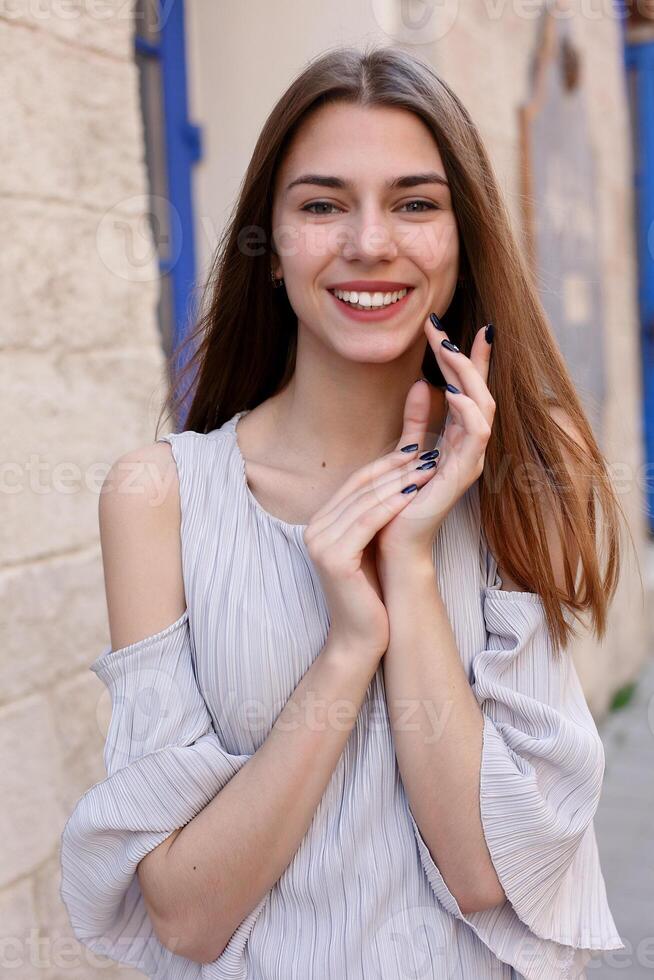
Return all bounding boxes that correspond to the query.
[340,203,399,264]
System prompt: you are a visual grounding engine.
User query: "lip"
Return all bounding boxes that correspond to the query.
[327,285,414,323]
[325,280,414,292]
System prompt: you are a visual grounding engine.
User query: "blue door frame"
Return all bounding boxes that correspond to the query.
[135,0,202,367]
[624,39,654,532]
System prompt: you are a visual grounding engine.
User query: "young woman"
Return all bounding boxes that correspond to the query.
[60,45,632,980]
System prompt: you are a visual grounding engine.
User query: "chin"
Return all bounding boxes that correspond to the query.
[332,332,411,364]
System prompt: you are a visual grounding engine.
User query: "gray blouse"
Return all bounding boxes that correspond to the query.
[59,409,624,979]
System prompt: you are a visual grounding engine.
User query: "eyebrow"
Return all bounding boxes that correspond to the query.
[285,172,449,193]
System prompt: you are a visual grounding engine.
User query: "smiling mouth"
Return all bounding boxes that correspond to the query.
[328,287,414,311]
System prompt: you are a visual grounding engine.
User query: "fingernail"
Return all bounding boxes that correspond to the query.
[484,322,495,344]
[441,339,460,353]
[416,460,437,470]
[401,483,418,494]
[429,312,445,331]
[446,383,461,394]
[401,442,419,452]
[415,377,429,385]
[419,448,440,460]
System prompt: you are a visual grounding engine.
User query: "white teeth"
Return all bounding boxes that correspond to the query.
[331,287,409,309]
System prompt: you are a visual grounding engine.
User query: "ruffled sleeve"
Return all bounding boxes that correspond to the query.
[409,585,625,980]
[59,610,254,978]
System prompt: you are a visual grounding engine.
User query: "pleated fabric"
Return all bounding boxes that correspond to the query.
[59,409,624,980]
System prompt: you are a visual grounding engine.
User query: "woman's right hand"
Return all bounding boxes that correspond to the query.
[303,444,438,663]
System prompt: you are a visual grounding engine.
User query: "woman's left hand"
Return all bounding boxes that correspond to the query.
[375,315,495,571]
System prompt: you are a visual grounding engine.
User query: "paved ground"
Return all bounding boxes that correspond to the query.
[591,541,654,978]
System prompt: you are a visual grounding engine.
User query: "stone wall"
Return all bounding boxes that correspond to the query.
[0,1,163,975]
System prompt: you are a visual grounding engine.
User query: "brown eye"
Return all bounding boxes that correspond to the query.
[399,200,439,212]
[301,202,341,215]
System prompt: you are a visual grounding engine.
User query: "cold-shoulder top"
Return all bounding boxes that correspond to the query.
[59,409,624,980]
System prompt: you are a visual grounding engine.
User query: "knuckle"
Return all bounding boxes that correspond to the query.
[358,507,378,528]
[478,419,492,441]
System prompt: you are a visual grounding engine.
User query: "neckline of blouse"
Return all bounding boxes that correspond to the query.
[226,409,310,537]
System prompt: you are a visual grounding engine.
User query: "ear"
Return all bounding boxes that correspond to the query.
[270,249,283,280]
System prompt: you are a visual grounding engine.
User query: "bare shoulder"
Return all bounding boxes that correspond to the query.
[547,403,589,446]
[546,404,593,498]
[99,440,186,652]
[99,440,180,553]
[101,439,179,505]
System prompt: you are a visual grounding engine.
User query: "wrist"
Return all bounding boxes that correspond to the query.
[321,635,384,676]
[378,549,436,586]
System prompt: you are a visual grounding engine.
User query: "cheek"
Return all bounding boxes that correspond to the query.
[282,222,342,270]
[304,222,345,264]
[411,219,459,276]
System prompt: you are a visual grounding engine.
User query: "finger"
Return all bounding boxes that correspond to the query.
[424,313,461,390]
[424,317,495,427]
[442,353,495,427]
[393,377,432,452]
[315,448,441,538]
[430,319,494,385]
[440,386,492,472]
[469,321,494,386]
[312,459,439,556]
[306,443,424,529]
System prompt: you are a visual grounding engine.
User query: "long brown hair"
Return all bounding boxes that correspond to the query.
[157,43,639,655]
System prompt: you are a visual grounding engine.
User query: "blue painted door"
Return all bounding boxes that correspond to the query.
[135,0,202,389]
[625,40,654,532]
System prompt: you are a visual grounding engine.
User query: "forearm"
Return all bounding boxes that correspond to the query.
[380,556,504,912]
[151,639,379,963]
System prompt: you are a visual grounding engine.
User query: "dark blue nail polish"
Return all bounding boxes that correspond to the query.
[419,448,440,460]
[401,442,419,452]
[401,483,418,494]
[416,460,437,470]
[446,383,461,394]
[429,312,445,331]
[484,322,495,344]
[441,339,460,353]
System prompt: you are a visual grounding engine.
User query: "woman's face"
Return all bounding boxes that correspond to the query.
[271,101,460,365]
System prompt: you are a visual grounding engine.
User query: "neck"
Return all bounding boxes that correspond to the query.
[264,332,447,473]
